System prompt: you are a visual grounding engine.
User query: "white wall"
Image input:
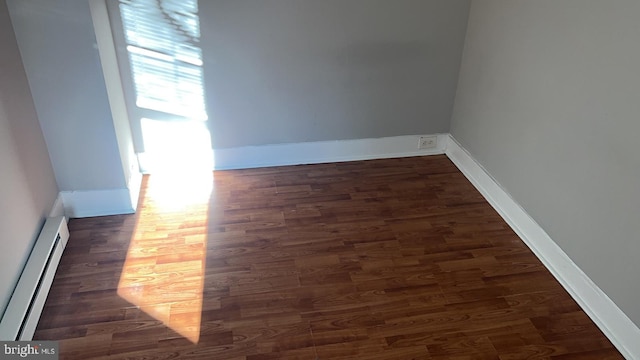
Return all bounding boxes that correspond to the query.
[7,0,140,217]
[201,0,470,149]
[7,0,130,191]
[451,0,640,326]
[0,0,58,319]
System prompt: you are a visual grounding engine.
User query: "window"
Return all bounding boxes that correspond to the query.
[119,0,206,120]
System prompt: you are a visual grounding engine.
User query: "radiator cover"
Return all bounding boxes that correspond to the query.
[0,216,69,340]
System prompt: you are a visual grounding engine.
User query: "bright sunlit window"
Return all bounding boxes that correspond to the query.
[119,0,207,120]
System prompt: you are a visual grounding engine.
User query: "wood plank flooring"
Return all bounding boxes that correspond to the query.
[34,155,623,359]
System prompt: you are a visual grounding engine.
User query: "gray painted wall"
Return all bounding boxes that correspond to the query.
[201,0,470,148]
[0,0,58,318]
[7,0,129,191]
[451,0,640,325]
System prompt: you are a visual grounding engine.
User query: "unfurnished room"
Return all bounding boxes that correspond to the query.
[0,0,639,359]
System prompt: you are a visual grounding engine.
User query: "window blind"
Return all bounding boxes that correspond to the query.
[119,0,206,120]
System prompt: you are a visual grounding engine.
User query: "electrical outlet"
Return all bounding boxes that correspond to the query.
[418,136,437,149]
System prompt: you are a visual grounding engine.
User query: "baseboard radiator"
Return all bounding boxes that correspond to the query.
[0,216,69,340]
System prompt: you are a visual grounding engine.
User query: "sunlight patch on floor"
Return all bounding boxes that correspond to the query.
[117,170,213,343]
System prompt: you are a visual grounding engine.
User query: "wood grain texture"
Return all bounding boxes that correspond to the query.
[34,155,623,359]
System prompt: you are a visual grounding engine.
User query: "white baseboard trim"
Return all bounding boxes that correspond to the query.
[212,134,448,170]
[48,193,65,219]
[60,188,136,219]
[127,169,143,212]
[58,171,142,219]
[444,134,640,359]
[54,171,142,221]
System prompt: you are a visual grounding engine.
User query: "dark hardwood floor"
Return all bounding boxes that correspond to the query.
[34,155,623,359]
